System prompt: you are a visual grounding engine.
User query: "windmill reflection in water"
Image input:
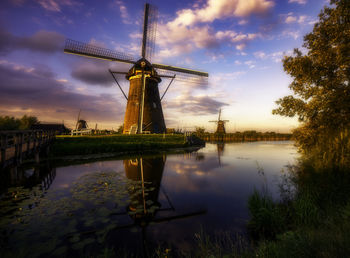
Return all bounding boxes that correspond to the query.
[106,155,206,254]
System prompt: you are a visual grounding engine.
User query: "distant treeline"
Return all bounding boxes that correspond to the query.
[196,130,292,142]
[0,115,38,130]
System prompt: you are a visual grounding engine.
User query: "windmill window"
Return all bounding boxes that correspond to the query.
[153,102,157,108]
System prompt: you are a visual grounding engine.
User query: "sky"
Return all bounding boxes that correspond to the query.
[0,0,328,132]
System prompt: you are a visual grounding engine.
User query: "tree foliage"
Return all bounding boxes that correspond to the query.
[273,0,350,164]
[0,115,38,130]
[195,126,206,135]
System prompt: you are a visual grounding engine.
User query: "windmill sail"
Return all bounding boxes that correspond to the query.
[64,39,135,64]
[156,69,208,86]
[153,63,208,77]
[142,3,158,61]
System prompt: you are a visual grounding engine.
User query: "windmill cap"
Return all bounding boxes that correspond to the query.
[126,58,161,82]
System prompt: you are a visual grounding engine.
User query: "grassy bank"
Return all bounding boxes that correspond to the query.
[51,134,203,157]
[245,159,350,258]
[196,131,292,142]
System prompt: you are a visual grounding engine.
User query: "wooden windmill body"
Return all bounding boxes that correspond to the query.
[64,3,208,134]
[209,109,229,134]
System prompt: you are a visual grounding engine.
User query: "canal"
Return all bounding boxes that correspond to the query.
[0,141,297,256]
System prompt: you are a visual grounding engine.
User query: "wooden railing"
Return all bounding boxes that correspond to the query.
[0,130,56,169]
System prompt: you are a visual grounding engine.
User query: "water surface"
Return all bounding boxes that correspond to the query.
[0,141,297,256]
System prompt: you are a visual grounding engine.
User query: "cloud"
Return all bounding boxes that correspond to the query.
[36,0,82,12]
[288,0,307,4]
[253,50,293,63]
[114,0,132,24]
[285,16,297,23]
[169,0,274,27]
[238,19,248,25]
[71,62,114,86]
[281,30,300,40]
[0,60,124,123]
[297,15,307,24]
[0,27,65,54]
[244,60,256,68]
[70,59,131,87]
[254,51,266,59]
[9,0,26,6]
[284,14,308,24]
[156,25,259,58]
[165,92,228,116]
[155,0,273,59]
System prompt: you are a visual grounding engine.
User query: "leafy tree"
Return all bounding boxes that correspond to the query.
[195,126,206,135]
[273,0,350,166]
[19,115,38,130]
[0,115,38,130]
[0,116,21,130]
[117,125,124,134]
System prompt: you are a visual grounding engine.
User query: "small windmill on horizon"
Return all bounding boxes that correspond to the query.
[64,3,208,134]
[209,109,229,134]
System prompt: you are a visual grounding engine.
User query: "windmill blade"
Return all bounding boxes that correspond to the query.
[153,63,208,77]
[64,38,135,64]
[141,3,158,61]
[155,68,208,87]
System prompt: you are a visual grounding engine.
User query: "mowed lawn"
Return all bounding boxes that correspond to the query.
[52,134,189,156]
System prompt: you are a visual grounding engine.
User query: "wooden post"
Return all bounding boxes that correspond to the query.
[18,132,23,164]
[14,133,19,165]
[35,150,40,164]
[1,134,7,168]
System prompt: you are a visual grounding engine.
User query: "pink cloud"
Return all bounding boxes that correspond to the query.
[154,0,271,59]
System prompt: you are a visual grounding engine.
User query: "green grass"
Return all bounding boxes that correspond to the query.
[51,134,195,156]
[246,161,350,258]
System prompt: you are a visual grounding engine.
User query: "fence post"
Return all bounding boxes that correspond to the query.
[18,132,23,164]
[1,134,7,168]
[14,133,19,165]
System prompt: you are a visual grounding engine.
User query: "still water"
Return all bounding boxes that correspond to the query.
[0,141,297,256]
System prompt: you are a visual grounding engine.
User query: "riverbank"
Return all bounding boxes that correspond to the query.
[197,131,292,142]
[51,134,205,157]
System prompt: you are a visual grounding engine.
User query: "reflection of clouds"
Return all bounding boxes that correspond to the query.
[46,142,298,252]
[163,142,298,200]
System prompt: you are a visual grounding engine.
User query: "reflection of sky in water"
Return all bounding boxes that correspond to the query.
[49,141,297,251]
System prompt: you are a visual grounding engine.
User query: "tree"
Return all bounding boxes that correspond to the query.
[0,115,38,130]
[19,115,38,130]
[117,125,124,134]
[0,116,21,130]
[195,126,206,135]
[273,0,350,163]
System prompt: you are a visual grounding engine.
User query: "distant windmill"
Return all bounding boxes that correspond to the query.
[75,109,89,130]
[64,3,208,134]
[209,109,229,134]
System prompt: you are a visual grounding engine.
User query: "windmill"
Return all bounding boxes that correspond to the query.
[75,109,89,130]
[64,3,208,134]
[72,109,91,135]
[209,109,229,134]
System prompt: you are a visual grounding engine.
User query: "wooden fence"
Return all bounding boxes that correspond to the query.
[0,130,55,169]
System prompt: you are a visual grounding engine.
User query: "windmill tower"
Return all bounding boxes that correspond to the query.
[64,3,208,134]
[209,109,229,134]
